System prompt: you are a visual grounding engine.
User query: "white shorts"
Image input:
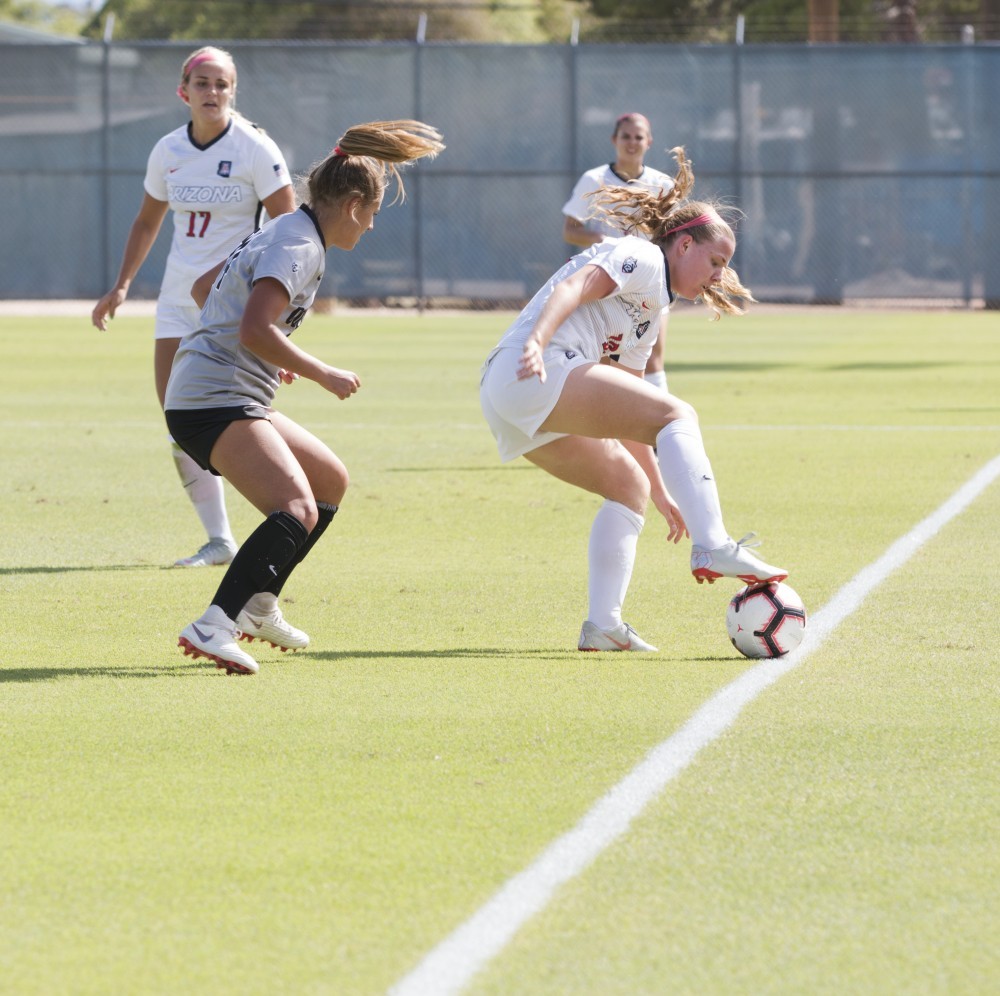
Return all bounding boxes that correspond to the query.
[154,302,202,341]
[479,345,594,462]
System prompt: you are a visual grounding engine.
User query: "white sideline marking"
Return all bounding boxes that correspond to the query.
[390,452,1000,996]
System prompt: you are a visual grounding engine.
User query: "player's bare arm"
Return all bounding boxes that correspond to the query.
[191,260,227,309]
[262,185,297,220]
[562,215,603,249]
[238,277,360,400]
[91,195,169,330]
[518,264,617,382]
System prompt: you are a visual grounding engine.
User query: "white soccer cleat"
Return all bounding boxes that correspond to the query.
[578,620,659,652]
[237,596,309,652]
[178,605,259,675]
[690,533,788,586]
[173,537,238,568]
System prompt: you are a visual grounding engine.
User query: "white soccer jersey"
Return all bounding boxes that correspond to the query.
[493,237,671,371]
[562,163,675,240]
[164,206,326,411]
[144,116,292,306]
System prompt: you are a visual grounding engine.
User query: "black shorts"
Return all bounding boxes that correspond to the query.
[165,405,270,475]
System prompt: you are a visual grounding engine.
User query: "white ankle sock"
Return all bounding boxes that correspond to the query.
[241,592,277,616]
[171,440,235,544]
[655,419,729,549]
[588,500,644,630]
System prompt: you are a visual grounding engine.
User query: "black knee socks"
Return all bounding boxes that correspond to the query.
[267,502,338,597]
[211,510,309,621]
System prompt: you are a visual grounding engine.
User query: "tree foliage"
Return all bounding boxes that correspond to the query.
[8,0,997,43]
[577,0,996,41]
[77,0,582,42]
[1,0,88,35]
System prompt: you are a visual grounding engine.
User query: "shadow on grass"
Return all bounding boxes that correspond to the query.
[308,648,745,665]
[308,647,576,662]
[0,564,174,576]
[0,661,201,682]
[1,651,745,683]
[683,655,748,664]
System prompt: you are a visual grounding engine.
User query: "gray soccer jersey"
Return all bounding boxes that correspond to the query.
[144,116,291,306]
[164,206,326,411]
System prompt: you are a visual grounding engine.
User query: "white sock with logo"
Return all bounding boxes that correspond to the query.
[655,419,729,549]
[588,500,644,630]
[171,439,235,544]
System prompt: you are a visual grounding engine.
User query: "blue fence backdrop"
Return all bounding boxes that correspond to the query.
[2,40,998,305]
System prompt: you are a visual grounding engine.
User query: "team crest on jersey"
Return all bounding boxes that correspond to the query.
[217,161,232,177]
[622,256,637,273]
[635,321,651,339]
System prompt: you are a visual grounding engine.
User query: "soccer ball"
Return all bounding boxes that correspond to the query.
[726,582,806,659]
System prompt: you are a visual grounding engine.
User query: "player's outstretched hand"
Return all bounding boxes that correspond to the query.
[91,288,127,331]
[320,366,361,400]
[277,369,300,385]
[652,491,688,544]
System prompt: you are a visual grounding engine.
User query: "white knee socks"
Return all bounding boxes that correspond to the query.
[588,500,644,630]
[655,419,729,550]
[170,439,235,544]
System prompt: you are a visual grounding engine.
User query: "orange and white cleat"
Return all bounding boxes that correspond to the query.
[691,534,787,586]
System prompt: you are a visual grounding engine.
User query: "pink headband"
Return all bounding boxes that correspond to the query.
[333,146,345,157]
[177,52,232,101]
[663,213,715,238]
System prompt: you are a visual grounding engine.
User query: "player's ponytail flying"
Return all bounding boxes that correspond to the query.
[304,120,446,208]
[590,147,755,318]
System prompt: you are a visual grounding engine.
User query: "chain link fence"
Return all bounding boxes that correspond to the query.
[1,39,998,307]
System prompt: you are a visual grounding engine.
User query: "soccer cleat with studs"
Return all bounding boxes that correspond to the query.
[578,619,658,652]
[237,598,309,652]
[690,533,787,586]
[178,605,259,675]
[173,537,238,568]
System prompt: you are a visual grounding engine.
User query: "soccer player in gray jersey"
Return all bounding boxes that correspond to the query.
[164,120,444,674]
[481,148,787,653]
[92,47,295,569]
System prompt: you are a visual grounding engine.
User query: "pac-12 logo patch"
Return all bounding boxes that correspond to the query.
[217,161,232,177]
[621,256,637,273]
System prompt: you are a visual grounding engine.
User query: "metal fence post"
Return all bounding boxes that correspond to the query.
[414,15,426,313]
[100,31,113,293]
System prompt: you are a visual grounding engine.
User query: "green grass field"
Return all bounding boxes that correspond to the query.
[2,306,997,994]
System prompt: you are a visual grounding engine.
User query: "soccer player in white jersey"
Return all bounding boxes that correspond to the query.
[164,120,444,675]
[92,47,296,568]
[482,147,787,653]
[562,112,675,393]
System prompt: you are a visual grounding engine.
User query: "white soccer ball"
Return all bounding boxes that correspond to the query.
[726,582,807,659]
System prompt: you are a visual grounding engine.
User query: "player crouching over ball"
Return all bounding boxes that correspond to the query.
[479,147,786,653]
